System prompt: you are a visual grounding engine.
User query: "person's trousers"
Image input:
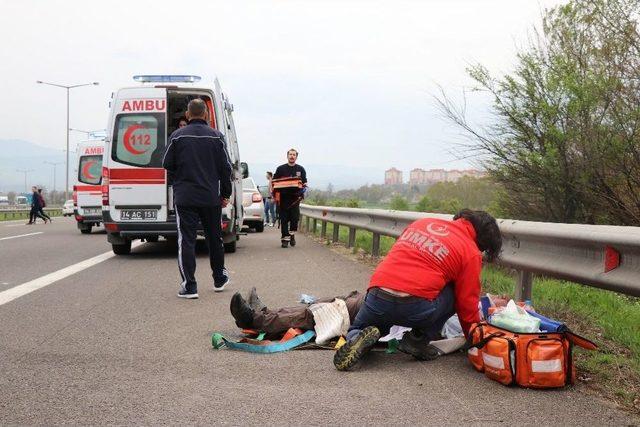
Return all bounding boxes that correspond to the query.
[279,203,300,238]
[39,209,51,221]
[29,207,47,223]
[252,290,365,335]
[264,199,276,223]
[175,205,225,292]
[346,284,455,342]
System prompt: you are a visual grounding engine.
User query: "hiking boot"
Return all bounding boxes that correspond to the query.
[398,330,441,361]
[247,287,266,311]
[230,292,254,328]
[289,234,296,247]
[333,326,380,371]
[281,238,289,248]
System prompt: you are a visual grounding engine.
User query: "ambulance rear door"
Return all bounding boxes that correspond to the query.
[214,79,243,230]
[106,88,168,223]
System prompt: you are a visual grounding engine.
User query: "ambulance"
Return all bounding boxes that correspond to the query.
[74,139,105,234]
[102,75,247,255]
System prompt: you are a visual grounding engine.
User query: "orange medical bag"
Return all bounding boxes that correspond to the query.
[271,177,304,206]
[467,322,596,388]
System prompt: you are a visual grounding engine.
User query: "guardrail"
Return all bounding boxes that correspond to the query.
[300,204,640,299]
[0,208,63,219]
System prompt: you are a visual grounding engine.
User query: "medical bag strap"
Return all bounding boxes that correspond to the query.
[565,331,597,350]
[462,332,504,352]
[212,330,316,353]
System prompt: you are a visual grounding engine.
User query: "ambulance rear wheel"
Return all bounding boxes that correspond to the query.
[255,222,264,233]
[224,240,236,253]
[112,241,132,255]
[80,225,92,234]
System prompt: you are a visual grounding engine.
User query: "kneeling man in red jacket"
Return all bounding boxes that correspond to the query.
[334,209,502,371]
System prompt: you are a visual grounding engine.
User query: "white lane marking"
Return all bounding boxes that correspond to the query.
[0,241,143,306]
[0,232,43,241]
[5,223,27,227]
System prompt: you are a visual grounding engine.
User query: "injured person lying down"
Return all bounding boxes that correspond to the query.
[230,287,467,360]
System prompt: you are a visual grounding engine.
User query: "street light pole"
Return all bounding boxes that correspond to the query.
[44,161,64,192]
[16,169,35,193]
[36,80,99,201]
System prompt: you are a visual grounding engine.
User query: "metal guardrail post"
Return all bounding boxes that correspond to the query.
[514,270,533,302]
[312,218,317,234]
[321,221,327,239]
[305,217,310,233]
[348,227,356,248]
[372,233,381,257]
[332,223,340,243]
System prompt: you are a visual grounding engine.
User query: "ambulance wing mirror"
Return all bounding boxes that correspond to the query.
[240,162,249,179]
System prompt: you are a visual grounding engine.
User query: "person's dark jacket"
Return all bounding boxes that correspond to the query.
[31,191,42,209]
[162,119,233,207]
[37,193,46,208]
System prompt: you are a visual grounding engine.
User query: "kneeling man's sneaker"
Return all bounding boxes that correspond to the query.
[398,330,441,361]
[177,289,199,299]
[333,326,380,371]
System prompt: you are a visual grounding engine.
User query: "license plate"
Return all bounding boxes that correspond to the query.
[84,208,101,216]
[120,209,157,221]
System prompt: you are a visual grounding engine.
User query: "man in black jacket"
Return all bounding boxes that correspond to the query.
[273,149,307,248]
[163,99,233,299]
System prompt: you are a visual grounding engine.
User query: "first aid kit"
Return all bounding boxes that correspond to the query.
[467,321,596,388]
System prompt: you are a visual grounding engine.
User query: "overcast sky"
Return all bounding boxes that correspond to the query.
[1,0,563,173]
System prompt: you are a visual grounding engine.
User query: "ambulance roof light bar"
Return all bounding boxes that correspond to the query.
[133,75,201,83]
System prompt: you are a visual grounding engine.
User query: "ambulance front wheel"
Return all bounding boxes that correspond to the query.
[112,240,132,255]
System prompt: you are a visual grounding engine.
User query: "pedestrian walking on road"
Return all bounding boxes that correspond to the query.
[263,171,276,226]
[333,209,502,371]
[163,99,233,299]
[273,149,307,248]
[37,188,52,223]
[27,186,49,224]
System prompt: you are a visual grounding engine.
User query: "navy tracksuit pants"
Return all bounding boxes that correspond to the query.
[175,205,225,292]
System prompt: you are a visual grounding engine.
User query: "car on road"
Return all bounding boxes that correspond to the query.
[242,177,264,232]
[101,75,247,255]
[62,200,74,216]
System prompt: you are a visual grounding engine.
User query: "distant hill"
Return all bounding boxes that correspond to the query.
[0,139,385,193]
[0,139,68,193]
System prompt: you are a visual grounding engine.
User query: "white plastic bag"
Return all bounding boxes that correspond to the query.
[489,300,541,333]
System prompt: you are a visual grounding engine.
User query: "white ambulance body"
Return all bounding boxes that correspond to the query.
[74,139,105,234]
[102,75,246,255]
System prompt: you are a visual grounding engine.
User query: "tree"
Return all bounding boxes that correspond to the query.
[437,0,640,224]
[7,191,16,204]
[389,196,409,211]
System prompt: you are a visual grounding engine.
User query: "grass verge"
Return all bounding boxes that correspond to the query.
[305,219,640,413]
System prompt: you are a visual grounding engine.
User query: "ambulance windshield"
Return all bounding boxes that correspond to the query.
[112,113,166,167]
[78,155,102,185]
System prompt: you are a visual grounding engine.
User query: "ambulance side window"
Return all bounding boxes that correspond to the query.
[112,113,166,167]
[78,155,102,185]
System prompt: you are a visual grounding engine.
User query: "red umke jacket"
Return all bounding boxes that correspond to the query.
[369,217,482,336]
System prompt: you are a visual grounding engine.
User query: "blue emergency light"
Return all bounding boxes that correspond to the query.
[133,75,202,83]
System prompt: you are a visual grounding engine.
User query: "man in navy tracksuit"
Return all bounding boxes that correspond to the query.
[163,99,233,299]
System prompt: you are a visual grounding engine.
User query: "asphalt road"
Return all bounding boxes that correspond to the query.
[0,217,637,425]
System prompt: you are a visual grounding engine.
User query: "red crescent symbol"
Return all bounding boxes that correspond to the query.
[82,160,97,180]
[123,124,148,155]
